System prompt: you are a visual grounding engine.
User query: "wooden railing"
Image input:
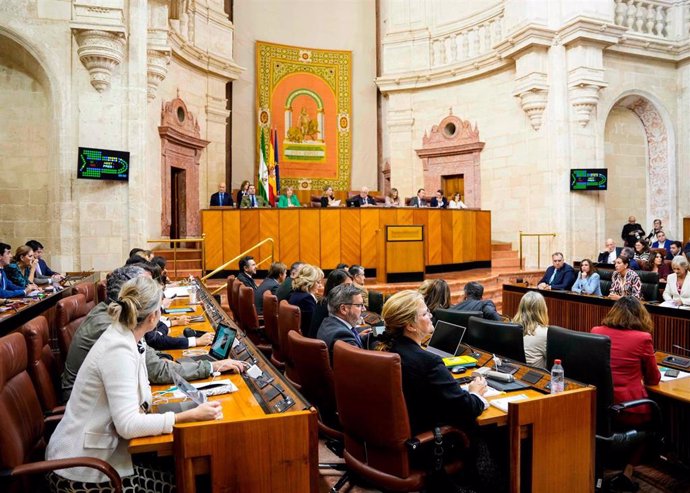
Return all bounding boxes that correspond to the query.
[518,231,556,270]
[200,237,275,295]
[146,236,205,278]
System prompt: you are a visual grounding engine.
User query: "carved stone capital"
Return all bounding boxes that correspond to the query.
[513,73,548,131]
[72,29,126,92]
[570,83,604,127]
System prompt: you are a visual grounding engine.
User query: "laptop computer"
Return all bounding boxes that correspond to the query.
[156,371,208,414]
[177,323,237,363]
[426,320,466,358]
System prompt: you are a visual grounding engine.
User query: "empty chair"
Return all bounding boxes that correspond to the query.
[230,278,242,322]
[73,281,97,312]
[331,341,468,492]
[277,300,302,388]
[238,285,271,357]
[224,274,236,316]
[433,308,483,331]
[263,291,284,371]
[55,293,89,364]
[368,289,385,315]
[637,270,659,302]
[0,332,122,493]
[21,316,64,415]
[96,279,106,304]
[466,316,526,363]
[598,269,613,297]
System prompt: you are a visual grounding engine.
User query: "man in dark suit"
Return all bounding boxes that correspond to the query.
[351,186,376,207]
[621,216,645,248]
[537,252,576,291]
[316,284,366,362]
[451,281,501,320]
[25,239,63,281]
[408,188,427,207]
[254,262,286,314]
[276,261,303,301]
[240,184,269,208]
[210,182,234,207]
[429,189,448,208]
[597,238,622,264]
[237,256,258,290]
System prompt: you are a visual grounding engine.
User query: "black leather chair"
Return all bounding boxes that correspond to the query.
[599,269,613,297]
[433,309,483,330]
[368,290,385,315]
[637,271,659,302]
[545,326,663,490]
[466,316,526,363]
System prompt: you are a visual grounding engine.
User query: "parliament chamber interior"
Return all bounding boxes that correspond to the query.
[2,0,690,492]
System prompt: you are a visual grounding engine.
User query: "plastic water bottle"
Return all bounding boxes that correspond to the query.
[550,359,565,394]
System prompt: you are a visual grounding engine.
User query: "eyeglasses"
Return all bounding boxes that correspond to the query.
[343,303,366,310]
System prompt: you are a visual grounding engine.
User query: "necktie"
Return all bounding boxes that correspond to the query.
[252,196,256,207]
[351,327,362,347]
[220,192,224,204]
[549,269,558,284]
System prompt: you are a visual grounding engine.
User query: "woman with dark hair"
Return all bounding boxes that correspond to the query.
[609,255,642,300]
[571,258,601,296]
[236,180,250,208]
[646,249,671,284]
[418,279,450,321]
[307,269,353,338]
[151,256,170,285]
[591,296,661,488]
[633,239,651,268]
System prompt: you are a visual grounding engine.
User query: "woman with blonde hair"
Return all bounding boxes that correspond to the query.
[377,290,488,433]
[384,187,401,207]
[46,276,221,491]
[5,244,39,289]
[288,264,325,334]
[511,291,549,368]
[277,185,301,208]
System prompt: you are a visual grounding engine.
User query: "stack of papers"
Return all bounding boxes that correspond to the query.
[164,286,192,298]
[659,367,690,382]
[170,379,238,399]
[488,394,529,412]
[461,384,503,398]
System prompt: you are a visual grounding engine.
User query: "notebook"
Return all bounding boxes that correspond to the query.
[177,323,237,363]
[426,320,466,358]
[156,371,207,414]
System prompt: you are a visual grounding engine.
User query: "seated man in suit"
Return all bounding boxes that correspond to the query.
[667,240,682,261]
[276,261,303,302]
[209,182,234,207]
[240,184,269,208]
[597,238,622,264]
[316,284,367,361]
[620,247,641,270]
[62,264,246,401]
[25,239,64,282]
[429,189,448,208]
[0,242,34,298]
[451,281,502,320]
[651,230,672,256]
[254,262,286,314]
[237,255,258,290]
[409,188,427,207]
[351,186,376,207]
[537,251,576,290]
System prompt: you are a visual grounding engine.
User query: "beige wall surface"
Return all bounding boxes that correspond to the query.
[232,0,378,192]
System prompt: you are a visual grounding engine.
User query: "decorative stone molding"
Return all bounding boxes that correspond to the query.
[72,29,126,92]
[513,73,549,131]
[570,83,605,127]
[415,111,485,208]
[147,28,171,102]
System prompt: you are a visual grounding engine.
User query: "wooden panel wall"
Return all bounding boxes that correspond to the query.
[202,209,493,274]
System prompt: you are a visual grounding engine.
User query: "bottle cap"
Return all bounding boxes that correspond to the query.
[554,359,561,365]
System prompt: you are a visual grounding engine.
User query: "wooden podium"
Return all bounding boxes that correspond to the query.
[384,225,424,282]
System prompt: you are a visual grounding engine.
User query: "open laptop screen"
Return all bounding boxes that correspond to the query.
[209,324,237,360]
[428,320,466,356]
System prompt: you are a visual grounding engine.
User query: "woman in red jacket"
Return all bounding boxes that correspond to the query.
[591,296,661,427]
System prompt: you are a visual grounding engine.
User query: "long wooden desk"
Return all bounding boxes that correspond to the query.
[201,208,492,273]
[501,283,690,353]
[129,284,318,493]
[455,347,595,492]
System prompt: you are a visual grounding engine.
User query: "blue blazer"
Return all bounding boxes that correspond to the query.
[288,291,318,335]
[37,258,57,277]
[538,263,576,290]
[571,272,602,296]
[0,268,25,298]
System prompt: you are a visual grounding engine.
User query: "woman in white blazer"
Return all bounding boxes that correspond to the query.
[46,277,222,491]
[663,255,690,306]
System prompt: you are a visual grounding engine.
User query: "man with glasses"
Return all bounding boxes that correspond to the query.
[316,284,368,361]
[537,251,576,291]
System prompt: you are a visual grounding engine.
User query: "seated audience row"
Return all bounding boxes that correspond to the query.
[0,240,65,298]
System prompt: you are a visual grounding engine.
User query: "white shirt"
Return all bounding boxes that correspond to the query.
[523,324,548,369]
[448,199,467,209]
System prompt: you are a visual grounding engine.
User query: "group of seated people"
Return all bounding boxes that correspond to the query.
[0,240,64,298]
[210,180,302,208]
[537,239,690,305]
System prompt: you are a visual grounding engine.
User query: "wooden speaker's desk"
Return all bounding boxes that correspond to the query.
[129,287,318,493]
[201,208,492,274]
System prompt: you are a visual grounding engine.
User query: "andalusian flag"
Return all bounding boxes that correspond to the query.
[273,128,280,197]
[258,129,270,204]
[267,128,277,206]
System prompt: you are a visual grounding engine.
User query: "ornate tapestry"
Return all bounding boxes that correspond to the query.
[256,41,352,192]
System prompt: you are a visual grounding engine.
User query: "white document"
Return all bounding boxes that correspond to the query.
[488,394,529,412]
[164,286,192,298]
[461,384,503,398]
[659,367,690,382]
[170,379,238,399]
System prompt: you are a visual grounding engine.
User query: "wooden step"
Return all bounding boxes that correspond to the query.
[167,268,202,279]
[491,242,513,252]
[492,249,520,260]
[152,248,203,261]
[162,259,203,270]
[492,257,522,268]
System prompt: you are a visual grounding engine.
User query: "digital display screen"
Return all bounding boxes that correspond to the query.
[209,324,237,360]
[570,169,607,191]
[77,147,130,181]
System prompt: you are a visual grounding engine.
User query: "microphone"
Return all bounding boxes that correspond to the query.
[673,344,690,354]
[462,342,481,359]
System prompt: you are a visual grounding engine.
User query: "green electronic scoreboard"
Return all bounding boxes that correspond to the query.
[77,147,130,181]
